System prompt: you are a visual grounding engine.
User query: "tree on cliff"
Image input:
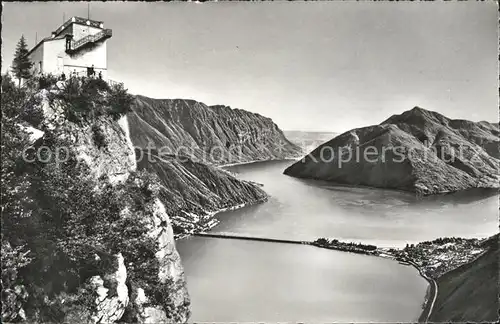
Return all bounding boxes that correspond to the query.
[1,78,179,321]
[1,74,33,322]
[11,35,33,87]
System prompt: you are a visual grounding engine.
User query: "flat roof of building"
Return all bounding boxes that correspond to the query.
[27,16,106,57]
[54,16,104,38]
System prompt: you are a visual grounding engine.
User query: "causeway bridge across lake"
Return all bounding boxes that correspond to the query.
[193,232,436,320]
[193,232,311,245]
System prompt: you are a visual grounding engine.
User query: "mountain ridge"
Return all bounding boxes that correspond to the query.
[135,150,268,236]
[284,106,499,195]
[127,95,303,165]
[126,94,301,234]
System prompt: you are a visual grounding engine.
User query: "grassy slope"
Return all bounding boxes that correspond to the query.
[428,234,499,322]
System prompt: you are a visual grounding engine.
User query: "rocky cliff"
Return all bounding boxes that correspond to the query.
[428,233,499,322]
[123,95,290,234]
[1,80,190,323]
[3,77,276,322]
[127,95,302,165]
[284,107,499,195]
[136,151,267,236]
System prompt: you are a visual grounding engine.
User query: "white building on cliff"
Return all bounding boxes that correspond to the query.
[27,17,112,79]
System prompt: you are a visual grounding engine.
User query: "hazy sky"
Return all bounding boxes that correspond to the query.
[2,2,498,132]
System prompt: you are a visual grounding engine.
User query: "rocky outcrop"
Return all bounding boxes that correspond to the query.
[128,197,190,323]
[128,96,302,165]
[136,151,268,235]
[124,95,288,233]
[284,107,499,195]
[5,86,191,323]
[5,82,277,322]
[88,253,128,323]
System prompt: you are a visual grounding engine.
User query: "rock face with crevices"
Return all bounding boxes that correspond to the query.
[284,107,499,195]
[5,84,281,322]
[136,151,268,235]
[128,197,190,323]
[123,95,291,233]
[3,87,191,323]
[128,95,302,165]
[88,253,128,323]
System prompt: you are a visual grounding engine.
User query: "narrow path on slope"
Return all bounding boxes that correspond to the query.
[407,259,437,323]
[427,279,438,322]
[417,277,438,323]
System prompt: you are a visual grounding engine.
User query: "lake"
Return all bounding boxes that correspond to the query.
[176,160,498,322]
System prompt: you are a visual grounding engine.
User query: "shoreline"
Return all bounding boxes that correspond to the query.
[284,173,500,197]
[316,244,437,322]
[375,253,435,322]
[176,158,453,322]
[404,259,437,323]
[315,243,437,322]
[376,253,436,323]
[175,158,276,240]
[175,195,268,240]
[219,157,300,168]
[181,219,439,322]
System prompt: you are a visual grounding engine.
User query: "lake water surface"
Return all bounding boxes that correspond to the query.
[176,160,498,322]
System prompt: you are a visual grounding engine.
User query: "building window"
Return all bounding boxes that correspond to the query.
[39,61,42,73]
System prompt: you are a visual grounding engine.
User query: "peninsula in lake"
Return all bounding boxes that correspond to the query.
[284,107,499,196]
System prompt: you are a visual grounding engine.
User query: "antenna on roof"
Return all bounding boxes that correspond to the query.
[35,32,38,45]
[63,12,65,23]
[87,3,90,20]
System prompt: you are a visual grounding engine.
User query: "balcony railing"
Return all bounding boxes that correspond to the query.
[67,29,112,54]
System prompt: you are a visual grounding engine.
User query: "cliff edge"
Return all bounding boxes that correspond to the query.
[128,96,302,165]
[1,77,190,323]
[136,150,267,236]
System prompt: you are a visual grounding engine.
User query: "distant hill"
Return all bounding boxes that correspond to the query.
[284,107,499,195]
[128,96,302,165]
[283,130,338,155]
[428,233,499,322]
